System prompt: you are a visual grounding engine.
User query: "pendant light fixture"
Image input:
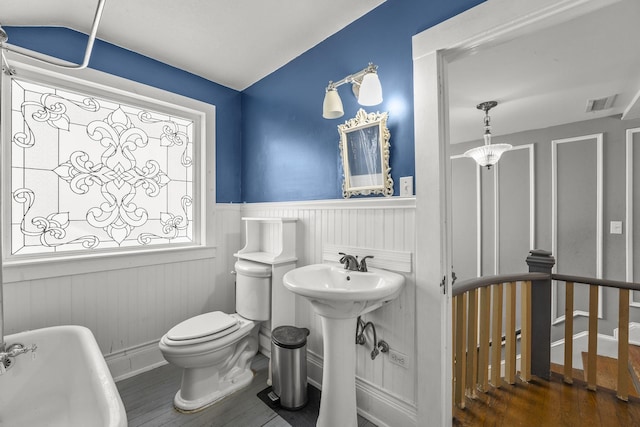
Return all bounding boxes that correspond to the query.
[464,101,512,169]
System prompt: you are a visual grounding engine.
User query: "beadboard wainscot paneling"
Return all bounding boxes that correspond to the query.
[2,203,242,381]
[241,197,417,427]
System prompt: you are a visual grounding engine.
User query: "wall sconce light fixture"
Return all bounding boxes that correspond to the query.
[322,63,383,119]
[464,101,512,169]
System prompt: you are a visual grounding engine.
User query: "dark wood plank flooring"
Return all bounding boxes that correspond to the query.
[581,352,640,398]
[453,373,640,426]
[117,354,377,427]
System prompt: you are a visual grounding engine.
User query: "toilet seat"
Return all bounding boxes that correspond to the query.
[164,312,240,346]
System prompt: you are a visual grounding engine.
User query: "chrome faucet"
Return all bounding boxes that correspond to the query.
[338,252,374,272]
[358,255,374,272]
[339,252,359,271]
[0,343,37,374]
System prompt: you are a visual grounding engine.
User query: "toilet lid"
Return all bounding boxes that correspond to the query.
[167,312,239,341]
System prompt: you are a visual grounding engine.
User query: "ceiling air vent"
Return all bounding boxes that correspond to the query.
[585,94,617,112]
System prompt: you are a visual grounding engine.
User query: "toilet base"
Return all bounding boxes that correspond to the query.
[173,367,255,412]
[159,314,261,412]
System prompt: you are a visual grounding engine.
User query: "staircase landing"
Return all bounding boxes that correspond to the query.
[453,373,640,426]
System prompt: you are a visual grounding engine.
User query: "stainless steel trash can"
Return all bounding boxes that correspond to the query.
[271,325,310,410]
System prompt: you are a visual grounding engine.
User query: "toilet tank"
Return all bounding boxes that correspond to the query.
[234,260,271,321]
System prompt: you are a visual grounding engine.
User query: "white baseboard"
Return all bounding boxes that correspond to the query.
[614,321,640,345]
[307,350,417,427]
[109,326,273,383]
[106,339,167,382]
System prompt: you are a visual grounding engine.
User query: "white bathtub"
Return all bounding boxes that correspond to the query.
[0,325,127,427]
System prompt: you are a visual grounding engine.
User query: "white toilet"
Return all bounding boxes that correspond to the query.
[159,260,271,412]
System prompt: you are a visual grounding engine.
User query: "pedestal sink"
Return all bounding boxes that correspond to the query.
[283,264,405,427]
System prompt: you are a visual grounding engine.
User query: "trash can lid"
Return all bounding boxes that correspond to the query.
[272,326,310,349]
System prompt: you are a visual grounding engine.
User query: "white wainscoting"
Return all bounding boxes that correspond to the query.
[450,144,535,280]
[551,134,603,323]
[627,128,640,306]
[2,203,242,380]
[241,197,417,427]
[2,199,418,423]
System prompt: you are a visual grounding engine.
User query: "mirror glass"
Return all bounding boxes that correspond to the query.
[338,108,393,198]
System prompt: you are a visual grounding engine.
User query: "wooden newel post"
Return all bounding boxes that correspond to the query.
[526,249,555,380]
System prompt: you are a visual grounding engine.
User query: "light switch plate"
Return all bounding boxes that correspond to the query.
[399,176,413,197]
[610,221,623,235]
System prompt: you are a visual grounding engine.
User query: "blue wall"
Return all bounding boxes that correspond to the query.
[241,0,484,202]
[5,0,484,203]
[3,26,243,203]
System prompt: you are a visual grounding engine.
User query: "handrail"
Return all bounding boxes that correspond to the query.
[452,253,640,412]
[452,272,549,297]
[552,273,640,292]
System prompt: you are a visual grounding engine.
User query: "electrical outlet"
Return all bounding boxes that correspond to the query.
[389,349,408,368]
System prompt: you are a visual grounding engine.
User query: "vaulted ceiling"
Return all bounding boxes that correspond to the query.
[4,0,639,141]
[1,0,385,90]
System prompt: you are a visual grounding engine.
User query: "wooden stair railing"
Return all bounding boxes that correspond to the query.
[452,250,640,420]
[552,274,640,401]
[451,272,549,409]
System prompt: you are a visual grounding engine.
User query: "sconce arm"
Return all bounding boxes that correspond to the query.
[325,63,378,91]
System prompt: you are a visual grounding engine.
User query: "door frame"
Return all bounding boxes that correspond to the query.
[411,0,621,424]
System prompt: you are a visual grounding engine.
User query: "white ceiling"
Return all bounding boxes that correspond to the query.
[1,0,385,90]
[448,0,640,144]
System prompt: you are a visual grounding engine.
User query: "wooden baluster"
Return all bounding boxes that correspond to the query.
[466,289,478,396]
[587,285,599,391]
[491,283,503,387]
[478,286,491,391]
[520,280,532,382]
[505,282,517,384]
[617,288,630,401]
[454,293,467,408]
[564,281,574,384]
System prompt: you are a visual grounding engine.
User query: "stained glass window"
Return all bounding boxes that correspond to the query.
[9,77,197,256]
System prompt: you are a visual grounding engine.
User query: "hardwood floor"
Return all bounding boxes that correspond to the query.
[452,373,640,427]
[117,354,377,427]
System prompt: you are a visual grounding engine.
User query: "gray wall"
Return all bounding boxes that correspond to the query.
[451,115,640,339]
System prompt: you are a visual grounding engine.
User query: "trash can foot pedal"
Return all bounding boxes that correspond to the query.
[267,391,280,402]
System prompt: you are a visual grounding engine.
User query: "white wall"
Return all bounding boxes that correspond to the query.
[2,199,418,425]
[242,197,417,427]
[2,204,242,380]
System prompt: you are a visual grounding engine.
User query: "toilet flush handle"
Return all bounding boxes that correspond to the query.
[230,270,237,275]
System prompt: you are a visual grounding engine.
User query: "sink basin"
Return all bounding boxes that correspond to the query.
[283,263,405,318]
[282,263,405,427]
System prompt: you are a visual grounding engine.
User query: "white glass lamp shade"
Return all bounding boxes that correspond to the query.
[464,143,512,168]
[357,72,383,106]
[323,88,344,119]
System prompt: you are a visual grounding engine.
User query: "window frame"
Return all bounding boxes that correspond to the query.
[0,51,216,282]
